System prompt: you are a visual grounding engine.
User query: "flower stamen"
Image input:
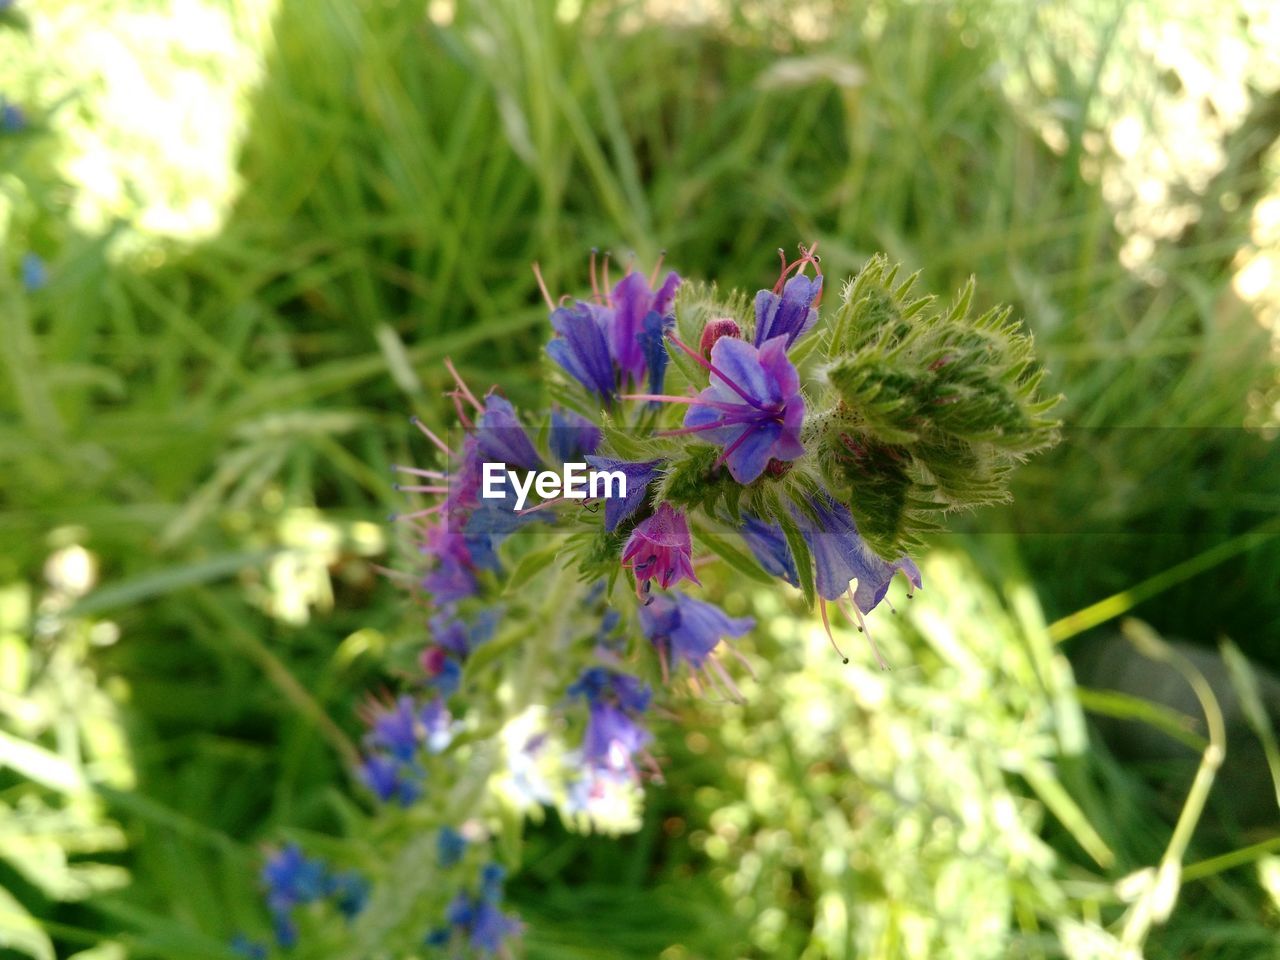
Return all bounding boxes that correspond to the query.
[531,262,555,311]
[818,598,850,664]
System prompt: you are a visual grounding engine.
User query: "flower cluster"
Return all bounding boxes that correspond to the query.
[254,844,369,951]
[246,244,1059,955]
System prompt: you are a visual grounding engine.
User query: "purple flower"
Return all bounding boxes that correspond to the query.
[420,521,479,601]
[639,593,754,672]
[638,309,673,395]
[357,754,421,806]
[419,695,453,752]
[438,865,522,957]
[568,668,653,777]
[584,456,663,532]
[230,934,267,959]
[327,870,370,919]
[477,394,541,470]
[546,266,681,404]
[679,336,806,484]
[754,273,822,348]
[421,648,462,696]
[437,826,467,868]
[794,493,921,608]
[567,666,649,711]
[547,301,616,402]
[583,702,651,774]
[0,97,25,134]
[620,503,699,595]
[365,695,420,762]
[738,512,798,585]
[429,606,499,660]
[463,482,553,571]
[262,844,328,907]
[609,270,680,385]
[446,433,485,513]
[549,408,601,463]
[21,253,47,292]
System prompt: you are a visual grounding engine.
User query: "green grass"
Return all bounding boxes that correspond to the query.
[2,0,1279,957]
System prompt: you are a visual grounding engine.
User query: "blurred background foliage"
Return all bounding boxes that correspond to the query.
[2,0,1279,957]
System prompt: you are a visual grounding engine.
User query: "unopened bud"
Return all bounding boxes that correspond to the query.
[699,317,741,359]
[420,646,448,676]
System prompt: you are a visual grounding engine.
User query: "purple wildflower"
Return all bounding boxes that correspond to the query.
[0,97,25,134]
[547,301,617,402]
[419,695,453,752]
[638,309,673,395]
[795,493,921,608]
[429,606,499,660]
[568,667,654,779]
[357,754,421,806]
[230,934,267,959]
[609,269,680,385]
[549,408,602,462]
[435,864,522,957]
[477,394,541,470]
[584,455,663,531]
[261,844,328,947]
[583,701,652,773]
[792,492,922,669]
[620,503,699,596]
[675,336,806,484]
[262,844,328,905]
[420,521,479,601]
[463,482,553,571]
[327,870,370,919]
[543,257,681,404]
[437,826,467,868]
[754,273,822,348]
[365,695,420,762]
[738,512,798,585]
[639,593,754,678]
[21,253,47,292]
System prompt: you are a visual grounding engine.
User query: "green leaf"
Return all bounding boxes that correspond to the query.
[503,543,564,596]
[694,529,774,585]
[777,509,815,608]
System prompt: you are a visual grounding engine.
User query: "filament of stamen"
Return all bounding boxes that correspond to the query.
[516,495,571,516]
[531,262,554,310]
[707,655,745,704]
[392,465,446,479]
[713,425,757,470]
[389,504,447,522]
[393,484,450,494]
[589,247,601,303]
[818,598,850,663]
[448,393,474,429]
[648,249,666,288]
[725,643,757,681]
[410,417,451,456]
[665,333,766,409]
[623,393,750,415]
[370,564,416,583]
[444,357,483,413]
[844,586,890,671]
